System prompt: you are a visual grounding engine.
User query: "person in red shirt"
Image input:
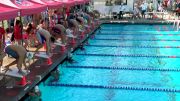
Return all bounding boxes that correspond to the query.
[0,27,6,68]
[14,20,23,45]
[0,27,5,51]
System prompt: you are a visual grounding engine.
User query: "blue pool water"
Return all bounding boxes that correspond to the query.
[36,24,180,101]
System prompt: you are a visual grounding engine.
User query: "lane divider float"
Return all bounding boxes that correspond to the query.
[96,33,180,36]
[76,53,179,58]
[86,45,180,49]
[47,83,180,93]
[93,38,180,41]
[65,66,180,72]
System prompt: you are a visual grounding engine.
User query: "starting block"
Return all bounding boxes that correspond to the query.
[4,68,30,78]
[67,34,77,44]
[66,34,77,38]
[54,42,66,51]
[2,67,30,86]
[35,52,52,59]
[35,52,53,65]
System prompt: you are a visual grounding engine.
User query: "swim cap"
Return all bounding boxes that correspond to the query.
[34,86,39,92]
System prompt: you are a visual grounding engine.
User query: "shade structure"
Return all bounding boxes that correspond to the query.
[85,0,90,3]
[74,0,85,5]
[60,0,76,7]
[0,0,47,16]
[0,4,19,20]
[41,0,64,9]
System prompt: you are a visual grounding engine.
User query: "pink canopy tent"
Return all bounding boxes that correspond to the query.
[60,0,76,7]
[74,0,85,5]
[0,4,19,21]
[40,0,64,9]
[0,0,47,16]
[84,0,90,3]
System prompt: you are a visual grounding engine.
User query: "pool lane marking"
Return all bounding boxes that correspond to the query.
[97,34,180,36]
[93,38,180,41]
[76,53,178,58]
[65,66,180,72]
[86,45,180,49]
[47,83,180,93]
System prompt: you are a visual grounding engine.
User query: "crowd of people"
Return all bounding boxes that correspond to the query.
[103,0,180,20]
[0,4,100,76]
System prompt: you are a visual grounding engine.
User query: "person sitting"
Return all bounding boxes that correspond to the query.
[35,27,55,56]
[4,45,33,75]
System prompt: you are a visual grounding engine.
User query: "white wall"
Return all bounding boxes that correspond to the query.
[93,0,134,15]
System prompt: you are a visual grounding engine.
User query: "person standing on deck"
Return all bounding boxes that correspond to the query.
[140,2,148,18]
[14,20,23,45]
[119,3,125,19]
[0,27,6,69]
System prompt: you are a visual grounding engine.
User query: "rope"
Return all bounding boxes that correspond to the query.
[65,66,180,72]
[96,33,180,36]
[86,45,180,48]
[47,83,180,93]
[93,38,180,41]
[76,53,178,58]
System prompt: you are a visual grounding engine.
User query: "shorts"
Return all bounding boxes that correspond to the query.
[5,46,18,58]
[36,32,46,44]
[142,10,146,15]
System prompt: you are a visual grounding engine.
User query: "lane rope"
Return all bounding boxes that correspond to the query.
[93,38,180,41]
[65,66,180,72]
[47,83,180,93]
[96,33,180,36]
[76,53,178,58]
[86,45,180,48]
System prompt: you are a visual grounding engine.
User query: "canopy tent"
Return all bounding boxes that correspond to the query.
[40,0,64,9]
[74,0,86,5]
[59,0,76,7]
[0,0,47,16]
[0,4,19,21]
[85,0,91,3]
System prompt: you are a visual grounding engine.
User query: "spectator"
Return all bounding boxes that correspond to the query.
[14,20,23,45]
[119,3,125,19]
[140,2,147,18]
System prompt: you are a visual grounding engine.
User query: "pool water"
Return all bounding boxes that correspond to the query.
[36,24,180,101]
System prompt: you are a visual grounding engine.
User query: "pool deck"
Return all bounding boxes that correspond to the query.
[0,25,99,101]
[0,19,173,101]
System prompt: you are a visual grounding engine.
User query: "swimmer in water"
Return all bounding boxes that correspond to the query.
[50,69,60,82]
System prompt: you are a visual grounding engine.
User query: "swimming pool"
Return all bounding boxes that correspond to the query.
[31,24,180,101]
